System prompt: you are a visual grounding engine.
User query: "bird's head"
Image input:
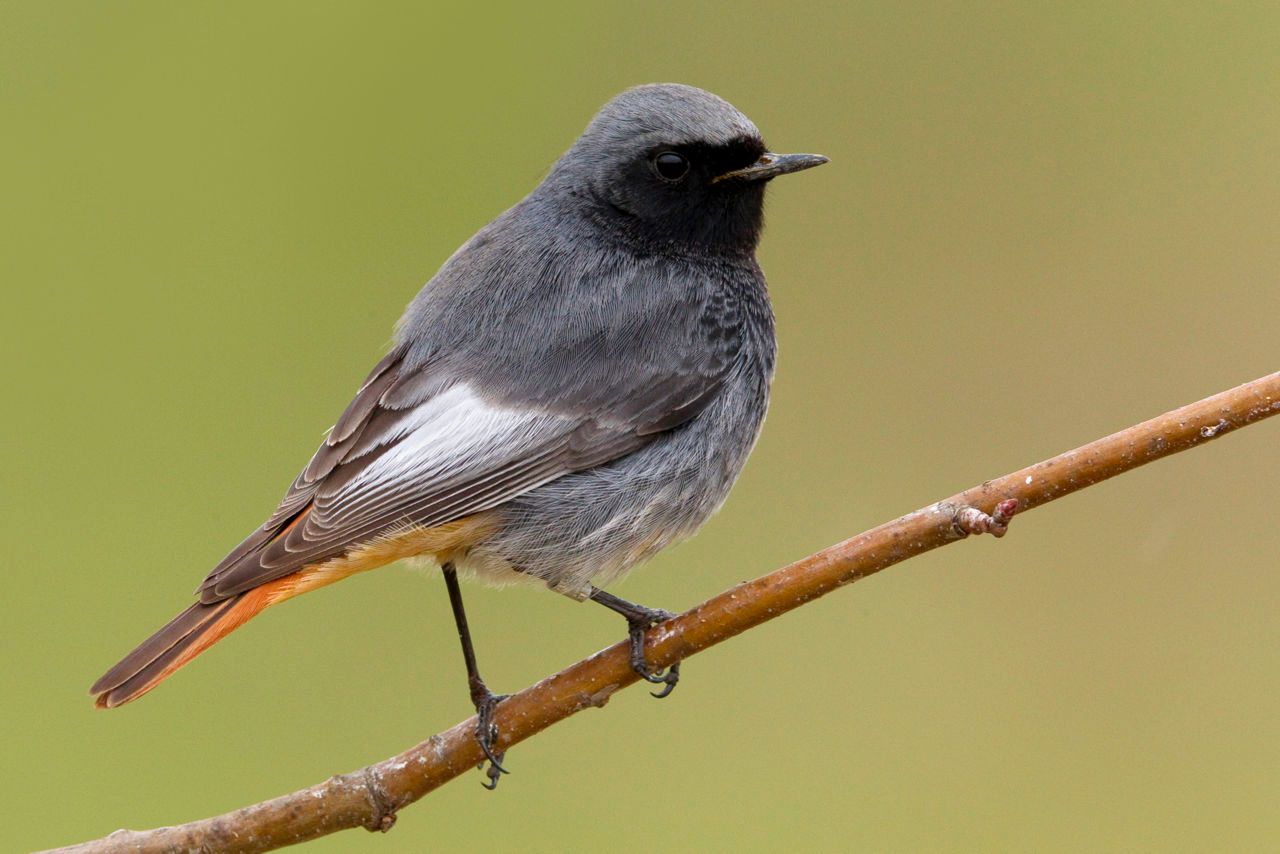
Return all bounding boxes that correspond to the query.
[545,83,827,254]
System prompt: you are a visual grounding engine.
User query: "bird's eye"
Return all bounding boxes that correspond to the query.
[653,151,690,182]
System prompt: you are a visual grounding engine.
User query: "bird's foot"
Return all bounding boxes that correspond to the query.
[625,608,681,698]
[588,588,683,698]
[471,688,510,790]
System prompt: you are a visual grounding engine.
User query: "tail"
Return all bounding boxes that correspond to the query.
[90,586,276,709]
[90,520,472,707]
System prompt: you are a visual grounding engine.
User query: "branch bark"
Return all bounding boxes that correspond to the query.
[45,371,1280,854]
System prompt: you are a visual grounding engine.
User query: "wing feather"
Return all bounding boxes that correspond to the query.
[198,353,659,602]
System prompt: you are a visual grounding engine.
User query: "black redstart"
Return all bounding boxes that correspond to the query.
[91,83,827,786]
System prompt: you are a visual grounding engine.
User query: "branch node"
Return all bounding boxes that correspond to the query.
[362,766,397,834]
[577,683,619,709]
[1199,418,1229,438]
[951,498,1019,538]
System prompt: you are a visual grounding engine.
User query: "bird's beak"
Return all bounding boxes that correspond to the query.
[711,152,829,184]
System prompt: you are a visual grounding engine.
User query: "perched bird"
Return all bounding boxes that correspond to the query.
[90,83,826,786]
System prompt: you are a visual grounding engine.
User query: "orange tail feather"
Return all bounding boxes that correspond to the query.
[90,517,493,708]
[91,581,283,709]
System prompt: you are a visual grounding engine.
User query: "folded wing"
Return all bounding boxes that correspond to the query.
[197,348,712,602]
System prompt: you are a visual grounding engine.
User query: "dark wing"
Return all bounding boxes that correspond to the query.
[196,347,721,603]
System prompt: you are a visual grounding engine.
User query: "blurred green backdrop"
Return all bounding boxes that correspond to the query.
[4,3,1279,851]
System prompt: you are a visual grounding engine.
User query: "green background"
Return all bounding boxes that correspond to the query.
[4,3,1279,851]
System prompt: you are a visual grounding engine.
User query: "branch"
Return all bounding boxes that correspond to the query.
[45,371,1280,854]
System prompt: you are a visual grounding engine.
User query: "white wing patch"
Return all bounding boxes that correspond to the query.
[316,383,576,529]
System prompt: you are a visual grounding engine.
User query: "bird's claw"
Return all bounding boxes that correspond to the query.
[641,661,681,698]
[626,609,681,698]
[473,691,510,789]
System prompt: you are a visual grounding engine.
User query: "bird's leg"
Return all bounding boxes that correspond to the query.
[442,562,508,789]
[588,587,681,698]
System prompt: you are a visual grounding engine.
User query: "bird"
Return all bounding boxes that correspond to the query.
[90,82,827,787]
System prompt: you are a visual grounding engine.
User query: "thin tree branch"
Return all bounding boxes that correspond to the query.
[45,371,1280,854]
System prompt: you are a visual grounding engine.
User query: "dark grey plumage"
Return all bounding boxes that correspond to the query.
[94,82,826,709]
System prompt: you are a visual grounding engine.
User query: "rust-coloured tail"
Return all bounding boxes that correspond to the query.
[89,520,478,707]
[90,585,277,709]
